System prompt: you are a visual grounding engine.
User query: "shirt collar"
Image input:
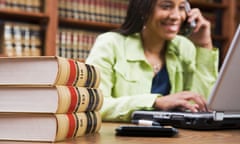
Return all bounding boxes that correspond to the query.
[125,33,146,62]
[125,33,179,61]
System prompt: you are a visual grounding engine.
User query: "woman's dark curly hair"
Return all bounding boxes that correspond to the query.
[114,0,157,36]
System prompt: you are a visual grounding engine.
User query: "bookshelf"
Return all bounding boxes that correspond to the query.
[0,0,238,63]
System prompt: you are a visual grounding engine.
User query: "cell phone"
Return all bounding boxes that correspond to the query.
[115,125,178,137]
[179,0,197,36]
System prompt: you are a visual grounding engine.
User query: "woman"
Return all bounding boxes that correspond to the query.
[86,0,219,122]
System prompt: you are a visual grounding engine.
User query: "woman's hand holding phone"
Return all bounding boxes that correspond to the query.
[180,1,196,36]
[183,0,213,50]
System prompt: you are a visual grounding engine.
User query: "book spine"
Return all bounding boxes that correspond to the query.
[55,111,101,141]
[3,22,14,56]
[56,86,103,113]
[56,57,100,88]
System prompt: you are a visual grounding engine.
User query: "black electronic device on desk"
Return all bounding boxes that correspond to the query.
[115,120,178,137]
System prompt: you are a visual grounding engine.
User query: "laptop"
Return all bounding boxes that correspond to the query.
[132,24,240,130]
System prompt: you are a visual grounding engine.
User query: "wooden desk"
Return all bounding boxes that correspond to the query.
[64,123,240,144]
[1,123,240,144]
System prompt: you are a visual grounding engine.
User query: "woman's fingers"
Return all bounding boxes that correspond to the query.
[177,100,199,112]
[154,91,208,112]
[180,92,207,112]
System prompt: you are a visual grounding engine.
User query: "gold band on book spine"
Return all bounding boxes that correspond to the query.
[75,113,88,137]
[92,66,101,88]
[85,64,93,88]
[94,89,104,111]
[55,114,69,141]
[75,61,88,87]
[56,86,71,113]
[87,111,102,134]
[55,57,70,85]
[76,87,90,112]
[94,111,102,133]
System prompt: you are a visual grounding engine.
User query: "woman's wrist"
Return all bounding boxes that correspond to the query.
[153,96,165,110]
[199,41,213,50]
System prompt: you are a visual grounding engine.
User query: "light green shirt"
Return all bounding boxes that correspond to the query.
[86,32,219,122]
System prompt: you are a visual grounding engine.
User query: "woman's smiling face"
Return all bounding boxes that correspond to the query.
[144,0,187,40]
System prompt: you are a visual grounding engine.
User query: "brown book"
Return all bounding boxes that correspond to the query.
[0,85,103,113]
[0,56,100,87]
[0,111,101,142]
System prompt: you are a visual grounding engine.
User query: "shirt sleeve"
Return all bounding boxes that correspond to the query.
[191,46,219,99]
[168,36,219,99]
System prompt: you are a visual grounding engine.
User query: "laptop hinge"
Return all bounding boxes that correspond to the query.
[213,111,224,121]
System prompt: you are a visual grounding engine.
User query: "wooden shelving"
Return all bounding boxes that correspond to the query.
[0,0,238,63]
[0,9,49,24]
[212,35,228,41]
[220,0,237,62]
[59,18,119,31]
[43,0,58,56]
[190,0,227,10]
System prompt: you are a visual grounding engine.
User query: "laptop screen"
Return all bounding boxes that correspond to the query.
[208,24,240,112]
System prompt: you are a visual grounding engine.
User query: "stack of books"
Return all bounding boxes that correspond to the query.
[0,56,103,142]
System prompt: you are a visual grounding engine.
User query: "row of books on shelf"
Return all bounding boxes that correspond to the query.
[56,28,100,60]
[0,0,42,13]
[189,0,222,3]
[0,56,103,142]
[0,21,42,56]
[58,0,128,24]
